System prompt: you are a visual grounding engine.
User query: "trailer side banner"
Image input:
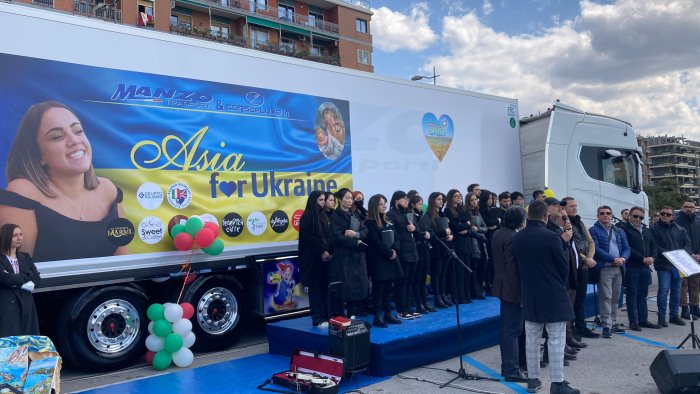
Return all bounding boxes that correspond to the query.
[0,53,352,263]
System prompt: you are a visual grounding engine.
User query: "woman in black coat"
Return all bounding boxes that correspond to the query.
[427,192,453,308]
[467,192,488,299]
[365,194,403,327]
[411,195,434,313]
[480,190,500,294]
[0,223,41,337]
[298,191,332,327]
[387,190,420,318]
[329,188,369,318]
[444,189,473,304]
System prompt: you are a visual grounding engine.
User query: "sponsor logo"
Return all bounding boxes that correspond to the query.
[138,216,165,244]
[292,209,304,232]
[199,213,219,226]
[106,218,135,246]
[270,210,289,233]
[110,84,213,103]
[222,212,244,237]
[247,211,267,236]
[136,182,164,210]
[167,182,192,209]
[245,91,265,107]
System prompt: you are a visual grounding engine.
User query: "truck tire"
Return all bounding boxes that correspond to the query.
[57,286,148,371]
[184,276,247,351]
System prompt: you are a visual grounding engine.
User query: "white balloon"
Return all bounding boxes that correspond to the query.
[172,347,194,368]
[164,304,184,323]
[172,318,193,337]
[182,331,196,348]
[163,302,174,309]
[145,334,164,352]
[148,321,154,335]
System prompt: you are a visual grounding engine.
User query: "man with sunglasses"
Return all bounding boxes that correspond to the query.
[651,206,691,327]
[589,206,630,338]
[671,200,700,320]
[620,207,660,331]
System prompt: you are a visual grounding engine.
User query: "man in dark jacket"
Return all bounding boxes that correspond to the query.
[513,201,579,394]
[652,206,692,327]
[492,206,527,382]
[674,200,700,319]
[620,206,660,331]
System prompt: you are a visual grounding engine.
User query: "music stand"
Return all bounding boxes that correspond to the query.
[660,250,700,349]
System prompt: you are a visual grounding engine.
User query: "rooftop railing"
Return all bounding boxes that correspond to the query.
[74,1,122,22]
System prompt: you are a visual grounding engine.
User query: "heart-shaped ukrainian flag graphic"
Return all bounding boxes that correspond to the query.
[422,113,454,161]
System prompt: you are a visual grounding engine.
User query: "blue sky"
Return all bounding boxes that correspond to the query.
[366,0,700,138]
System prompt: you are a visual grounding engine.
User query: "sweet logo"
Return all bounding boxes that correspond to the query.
[136,182,164,210]
[138,216,165,245]
[270,210,289,233]
[222,212,244,237]
[106,218,135,246]
[245,91,265,107]
[247,211,267,236]
[422,113,454,161]
[167,182,192,209]
[292,209,304,232]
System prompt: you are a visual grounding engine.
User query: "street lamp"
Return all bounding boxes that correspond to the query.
[411,66,440,85]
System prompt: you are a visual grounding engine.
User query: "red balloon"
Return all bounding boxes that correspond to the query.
[174,232,194,251]
[180,302,195,320]
[195,228,215,248]
[203,222,220,238]
[146,350,155,366]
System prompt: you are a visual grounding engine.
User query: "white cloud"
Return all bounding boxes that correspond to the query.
[421,0,700,138]
[482,0,494,16]
[371,2,439,53]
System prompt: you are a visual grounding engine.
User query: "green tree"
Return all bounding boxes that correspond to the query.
[645,178,689,214]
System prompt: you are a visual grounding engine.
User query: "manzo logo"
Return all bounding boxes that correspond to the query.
[111,84,213,103]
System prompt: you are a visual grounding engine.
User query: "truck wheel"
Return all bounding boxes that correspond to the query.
[57,287,148,371]
[185,277,247,351]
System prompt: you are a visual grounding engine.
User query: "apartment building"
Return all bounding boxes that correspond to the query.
[642,135,700,202]
[11,0,374,71]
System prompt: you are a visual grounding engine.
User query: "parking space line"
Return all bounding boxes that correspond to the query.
[461,355,530,394]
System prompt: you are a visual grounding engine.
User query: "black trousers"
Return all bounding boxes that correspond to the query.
[307,261,330,325]
[372,280,394,314]
[573,268,589,331]
[396,259,417,313]
[470,254,485,298]
[499,300,524,376]
[416,243,431,305]
[453,251,470,302]
[430,247,445,301]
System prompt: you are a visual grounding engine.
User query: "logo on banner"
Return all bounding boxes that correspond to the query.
[106,218,135,246]
[167,182,192,209]
[245,91,265,107]
[222,212,244,237]
[422,113,454,162]
[292,210,304,231]
[270,210,289,233]
[247,211,267,236]
[136,182,164,210]
[138,216,165,244]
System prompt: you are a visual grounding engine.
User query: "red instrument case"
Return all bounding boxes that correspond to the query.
[271,349,344,393]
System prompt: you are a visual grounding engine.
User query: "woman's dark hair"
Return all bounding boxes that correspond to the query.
[0,223,20,255]
[445,189,462,216]
[335,188,352,207]
[511,191,524,201]
[389,190,407,209]
[7,101,99,197]
[301,191,328,234]
[323,191,335,211]
[503,206,526,229]
[479,189,493,220]
[367,194,387,225]
[410,195,423,212]
[465,192,479,214]
[427,192,443,222]
[407,190,419,201]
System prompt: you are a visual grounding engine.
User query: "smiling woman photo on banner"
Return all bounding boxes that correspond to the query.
[0,101,128,262]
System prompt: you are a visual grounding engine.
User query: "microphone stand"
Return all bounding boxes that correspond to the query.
[428,230,498,387]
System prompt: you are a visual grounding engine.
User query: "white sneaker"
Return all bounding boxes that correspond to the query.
[316,322,329,328]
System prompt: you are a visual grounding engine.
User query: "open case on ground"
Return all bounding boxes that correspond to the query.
[271,349,344,393]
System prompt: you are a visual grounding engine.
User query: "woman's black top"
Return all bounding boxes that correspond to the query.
[365,218,403,281]
[386,206,419,263]
[0,188,123,262]
[444,206,473,256]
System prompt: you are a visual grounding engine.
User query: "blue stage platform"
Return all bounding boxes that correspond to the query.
[268,285,599,377]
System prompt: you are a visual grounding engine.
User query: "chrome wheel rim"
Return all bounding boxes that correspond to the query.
[197,286,239,335]
[87,299,140,354]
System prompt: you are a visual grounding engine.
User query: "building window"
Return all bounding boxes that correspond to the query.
[211,22,230,39]
[250,0,267,11]
[278,5,294,22]
[356,18,367,33]
[311,45,322,56]
[357,49,370,65]
[138,0,154,27]
[251,27,269,49]
[309,11,323,28]
[171,13,191,29]
[281,37,296,53]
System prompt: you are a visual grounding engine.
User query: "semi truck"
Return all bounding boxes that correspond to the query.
[0,3,646,371]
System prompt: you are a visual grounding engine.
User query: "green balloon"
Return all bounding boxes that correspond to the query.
[203,239,224,256]
[185,217,204,237]
[153,319,172,338]
[170,224,186,239]
[147,303,165,321]
[164,333,183,353]
[152,350,172,371]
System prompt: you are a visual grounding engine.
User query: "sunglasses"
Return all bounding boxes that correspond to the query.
[659,212,673,217]
[598,211,612,216]
[631,214,645,220]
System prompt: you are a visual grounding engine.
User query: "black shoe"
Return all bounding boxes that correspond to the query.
[435,300,448,309]
[373,316,388,328]
[629,322,642,331]
[681,306,691,320]
[572,333,582,342]
[550,380,581,394]
[611,324,626,334]
[692,305,700,319]
[416,306,429,314]
[527,378,542,393]
[474,294,486,300]
[423,303,437,312]
[564,345,577,355]
[564,352,577,361]
[563,359,570,366]
[442,296,454,306]
[639,321,662,329]
[602,327,612,338]
[567,337,587,348]
[670,315,686,326]
[540,360,548,368]
[384,313,402,324]
[658,318,668,327]
[577,327,600,338]
[503,371,528,383]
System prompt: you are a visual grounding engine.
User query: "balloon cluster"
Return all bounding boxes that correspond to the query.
[171,216,224,256]
[145,302,196,370]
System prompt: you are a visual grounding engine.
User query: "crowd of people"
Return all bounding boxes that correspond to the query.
[297,185,700,394]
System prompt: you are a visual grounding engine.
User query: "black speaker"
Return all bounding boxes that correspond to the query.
[650,349,700,394]
[328,319,370,374]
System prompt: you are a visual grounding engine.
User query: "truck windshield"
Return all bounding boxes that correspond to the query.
[580,146,641,192]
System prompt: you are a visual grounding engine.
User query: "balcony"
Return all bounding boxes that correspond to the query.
[338,0,370,9]
[74,1,122,22]
[33,0,53,7]
[253,41,339,65]
[170,23,247,47]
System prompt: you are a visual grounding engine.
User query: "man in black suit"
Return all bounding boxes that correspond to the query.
[513,201,579,394]
[492,206,527,382]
